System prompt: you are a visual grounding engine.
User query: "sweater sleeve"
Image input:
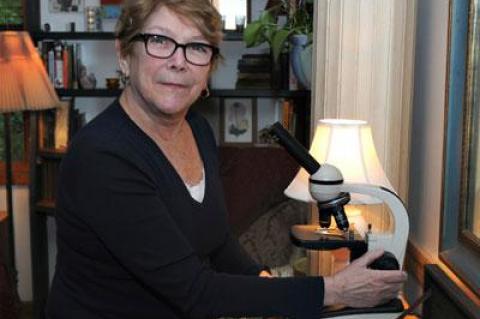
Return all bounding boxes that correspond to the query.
[209,231,268,275]
[61,138,324,319]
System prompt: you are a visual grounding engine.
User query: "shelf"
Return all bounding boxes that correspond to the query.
[32,31,116,41]
[35,199,56,216]
[32,31,244,42]
[223,31,244,41]
[38,149,66,160]
[210,89,310,98]
[56,88,309,98]
[56,88,122,97]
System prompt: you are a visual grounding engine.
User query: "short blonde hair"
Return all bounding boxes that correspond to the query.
[115,0,223,68]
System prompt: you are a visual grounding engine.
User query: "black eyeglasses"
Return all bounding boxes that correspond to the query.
[130,33,219,66]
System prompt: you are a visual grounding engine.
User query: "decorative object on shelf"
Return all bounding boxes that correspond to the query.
[49,0,84,13]
[0,30,60,316]
[222,98,255,144]
[78,64,97,89]
[85,6,103,32]
[105,77,120,89]
[235,14,246,32]
[101,0,122,20]
[212,0,248,31]
[68,22,76,32]
[244,0,313,89]
[289,34,311,89]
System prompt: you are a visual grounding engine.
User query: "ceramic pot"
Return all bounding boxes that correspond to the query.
[290,34,312,89]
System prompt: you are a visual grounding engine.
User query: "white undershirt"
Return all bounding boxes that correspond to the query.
[185,168,205,203]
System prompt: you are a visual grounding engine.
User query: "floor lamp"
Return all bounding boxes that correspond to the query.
[0,31,59,306]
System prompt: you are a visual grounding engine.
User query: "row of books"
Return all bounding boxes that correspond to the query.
[38,40,82,89]
[235,53,296,90]
[236,53,272,89]
[282,98,297,135]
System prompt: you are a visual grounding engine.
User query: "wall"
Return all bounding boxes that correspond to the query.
[407,0,450,261]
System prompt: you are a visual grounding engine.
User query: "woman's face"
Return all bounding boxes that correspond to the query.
[121,6,212,117]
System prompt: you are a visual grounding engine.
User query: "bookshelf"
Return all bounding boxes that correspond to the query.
[29,30,311,319]
[31,30,244,41]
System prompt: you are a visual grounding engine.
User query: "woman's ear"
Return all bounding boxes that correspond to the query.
[115,39,130,77]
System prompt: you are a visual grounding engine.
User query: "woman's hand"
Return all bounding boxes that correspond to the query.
[323,249,407,308]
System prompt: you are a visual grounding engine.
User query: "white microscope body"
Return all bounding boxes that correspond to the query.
[310,165,409,319]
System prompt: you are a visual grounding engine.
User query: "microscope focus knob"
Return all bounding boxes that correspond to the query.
[368,251,400,270]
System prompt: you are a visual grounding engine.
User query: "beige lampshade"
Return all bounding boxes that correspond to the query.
[285,119,394,204]
[0,31,59,112]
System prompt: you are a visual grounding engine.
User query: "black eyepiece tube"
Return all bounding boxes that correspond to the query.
[269,122,321,175]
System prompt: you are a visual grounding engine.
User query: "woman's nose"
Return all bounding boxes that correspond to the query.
[167,46,187,69]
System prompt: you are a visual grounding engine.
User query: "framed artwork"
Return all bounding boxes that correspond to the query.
[49,0,84,13]
[221,98,255,144]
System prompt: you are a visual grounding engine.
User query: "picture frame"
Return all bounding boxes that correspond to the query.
[221,98,256,144]
[48,0,84,13]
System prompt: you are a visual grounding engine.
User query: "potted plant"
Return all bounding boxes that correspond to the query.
[243,0,313,88]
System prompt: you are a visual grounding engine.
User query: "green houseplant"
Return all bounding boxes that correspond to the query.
[243,0,313,63]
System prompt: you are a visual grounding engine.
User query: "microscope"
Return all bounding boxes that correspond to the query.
[269,122,409,319]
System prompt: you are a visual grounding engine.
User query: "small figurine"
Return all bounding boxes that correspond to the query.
[78,65,97,89]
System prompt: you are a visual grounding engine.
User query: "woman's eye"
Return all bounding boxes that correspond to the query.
[150,35,168,44]
[190,43,209,53]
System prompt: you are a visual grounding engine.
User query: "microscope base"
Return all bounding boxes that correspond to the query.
[318,297,404,318]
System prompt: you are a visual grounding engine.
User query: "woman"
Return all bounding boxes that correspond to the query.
[46,0,407,318]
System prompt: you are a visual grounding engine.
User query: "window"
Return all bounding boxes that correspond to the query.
[442,0,480,295]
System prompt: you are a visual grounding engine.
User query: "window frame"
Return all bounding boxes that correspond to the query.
[441,0,480,295]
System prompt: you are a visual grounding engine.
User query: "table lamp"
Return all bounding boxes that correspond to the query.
[0,31,59,293]
[284,119,394,235]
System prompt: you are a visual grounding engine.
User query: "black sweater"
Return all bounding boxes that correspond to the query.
[46,100,324,319]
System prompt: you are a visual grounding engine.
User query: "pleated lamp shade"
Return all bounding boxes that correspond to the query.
[0,31,59,112]
[284,119,394,204]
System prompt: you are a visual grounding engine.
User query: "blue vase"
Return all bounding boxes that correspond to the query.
[290,34,311,89]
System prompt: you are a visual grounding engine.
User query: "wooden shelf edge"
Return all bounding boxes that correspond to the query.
[38,148,66,160]
[31,31,116,40]
[35,200,56,216]
[56,88,122,97]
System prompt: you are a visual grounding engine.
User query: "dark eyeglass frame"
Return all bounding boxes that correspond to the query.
[130,33,219,66]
